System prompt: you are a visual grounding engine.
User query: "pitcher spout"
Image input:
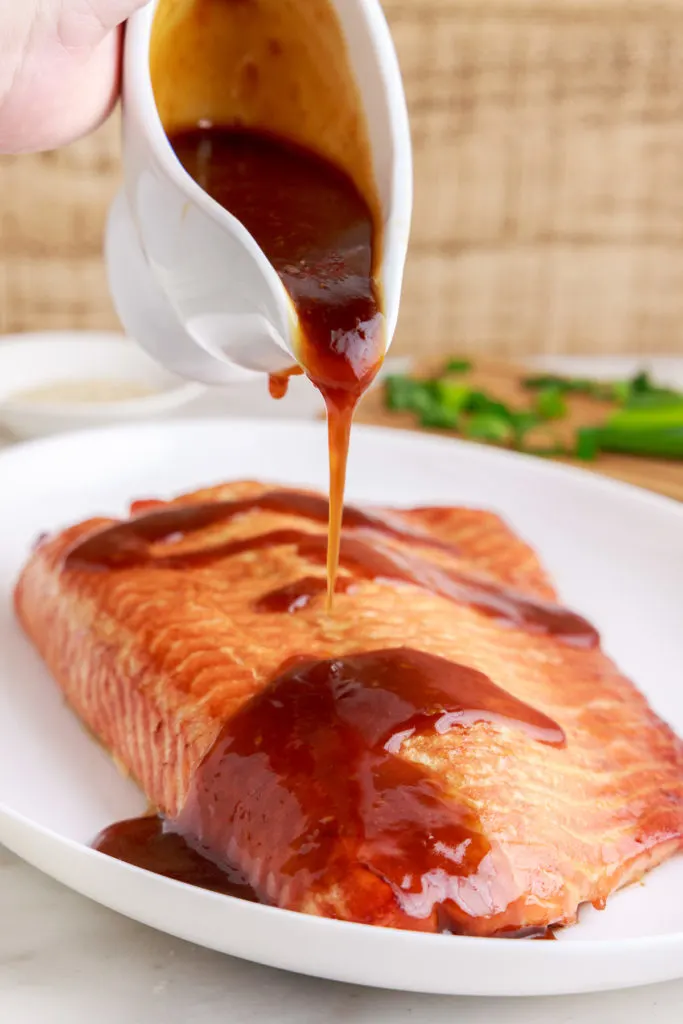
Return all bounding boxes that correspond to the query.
[107,0,413,385]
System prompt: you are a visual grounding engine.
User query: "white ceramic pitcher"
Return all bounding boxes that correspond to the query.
[105,0,413,386]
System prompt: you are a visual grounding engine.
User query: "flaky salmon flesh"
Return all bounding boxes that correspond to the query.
[14,481,683,936]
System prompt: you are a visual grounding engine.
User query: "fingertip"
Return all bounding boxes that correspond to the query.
[0,28,122,153]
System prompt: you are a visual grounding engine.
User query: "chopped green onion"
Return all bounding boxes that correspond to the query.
[630,371,654,395]
[622,391,683,412]
[607,405,683,431]
[523,374,614,400]
[418,403,460,430]
[445,358,472,374]
[384,361,683,462]
[591,427,683,459]
[465,413,514,444]
[434,381,471,417]
[535,386,567,421]
[576,428,600,461]
[384,375,424,412]
[611,381,631,404]
[466,392,514,421]
[508,411,540,447]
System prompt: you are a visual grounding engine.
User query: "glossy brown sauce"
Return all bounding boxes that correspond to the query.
[170,127,384,603]
[65,492,597,647]
[173,648,563,926]
[94,809,564,934]
[93,816,258,902]
[499,926,557,941]
[63,489,459,567]
[93,816,563,938]
[94,649,563,929]
[255,574,355,613]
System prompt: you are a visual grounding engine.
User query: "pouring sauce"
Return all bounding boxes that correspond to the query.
[88,0,570,935]
[170,127,384,604]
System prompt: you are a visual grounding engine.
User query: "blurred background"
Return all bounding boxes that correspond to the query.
[2,0,683,360]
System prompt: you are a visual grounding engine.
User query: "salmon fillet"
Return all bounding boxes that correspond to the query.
[14,480,683,936]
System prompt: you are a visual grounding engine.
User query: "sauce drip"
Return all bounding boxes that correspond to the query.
[499,926,557,941]
[268,366,304,401]
[173,648,564,926]
[92,816,258,902]
[65,498,598,647]
[170,127,385,605]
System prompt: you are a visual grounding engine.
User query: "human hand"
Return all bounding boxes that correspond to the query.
[0,0,150,153]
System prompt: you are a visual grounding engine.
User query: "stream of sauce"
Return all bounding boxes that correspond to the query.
[170,127,384,604]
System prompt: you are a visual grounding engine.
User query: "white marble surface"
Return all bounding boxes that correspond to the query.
[1,846,682,1023]
[2,351,683,1020]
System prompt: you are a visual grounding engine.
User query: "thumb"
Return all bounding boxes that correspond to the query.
[0,0,152,153]
[57,1,153,48]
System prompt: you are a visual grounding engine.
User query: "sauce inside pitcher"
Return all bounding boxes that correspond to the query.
[170,126,384,602]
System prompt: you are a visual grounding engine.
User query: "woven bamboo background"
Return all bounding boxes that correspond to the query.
[2,0,683,358]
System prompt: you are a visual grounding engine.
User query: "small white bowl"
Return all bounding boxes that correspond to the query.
[0,332,206,440]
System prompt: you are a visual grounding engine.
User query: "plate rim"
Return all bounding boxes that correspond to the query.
[1,415,682,519]
[3,799,683,954]
[2,803,683,998]
[2,417,682,996]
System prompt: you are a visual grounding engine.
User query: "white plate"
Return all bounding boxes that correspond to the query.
[0,419,682,998]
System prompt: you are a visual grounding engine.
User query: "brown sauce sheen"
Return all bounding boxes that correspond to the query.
[499,925,557,941]
[255,574,355,613]
[174,648,564,926]
[94,649,564,930]
[63,489,459,565]
[93,814,558,936]
[92,814,561,937]
[64,491,598,647]
[169,127,385,601]
[93,816,258,902]
[169,128,383,398]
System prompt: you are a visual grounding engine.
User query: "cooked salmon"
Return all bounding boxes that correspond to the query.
[14,481,683,936]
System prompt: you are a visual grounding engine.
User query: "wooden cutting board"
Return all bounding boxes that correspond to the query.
[356,360,683,503]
